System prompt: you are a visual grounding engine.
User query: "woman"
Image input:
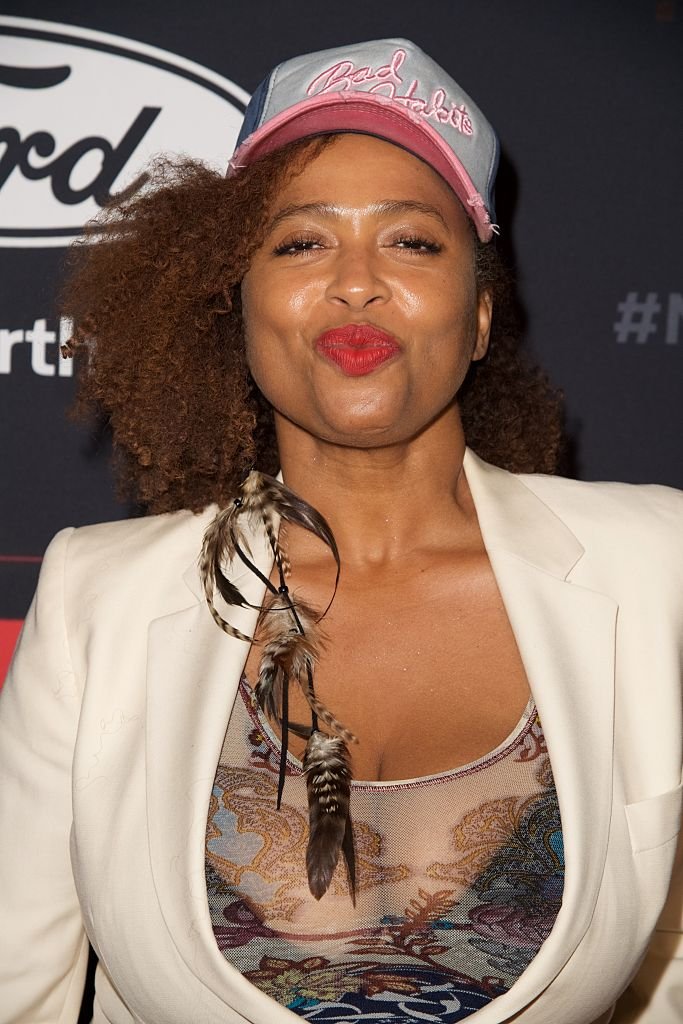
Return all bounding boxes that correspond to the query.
[0,38,681,1024]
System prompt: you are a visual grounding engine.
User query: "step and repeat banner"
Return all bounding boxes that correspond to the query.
[1,1,681,681]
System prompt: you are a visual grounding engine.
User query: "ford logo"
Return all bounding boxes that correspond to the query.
[0,17,249,247]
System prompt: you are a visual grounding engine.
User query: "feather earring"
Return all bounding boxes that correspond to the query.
[200,470,356,901]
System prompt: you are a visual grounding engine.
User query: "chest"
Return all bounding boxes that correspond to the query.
[243,552,530,781]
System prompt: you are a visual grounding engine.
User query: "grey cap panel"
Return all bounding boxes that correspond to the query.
[259,38,498,210]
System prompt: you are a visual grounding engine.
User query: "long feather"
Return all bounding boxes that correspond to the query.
[242,474,291,578]
[203,471,340,623]
[299,680,357,745]
[304,730,354,900]
[199,476,289,636]
[242,473,339,563]
[201,473,359,905]
[199,504,251,642]
[213,559,248,609]
[241,473,340,612]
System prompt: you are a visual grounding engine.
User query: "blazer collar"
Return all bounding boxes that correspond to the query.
[462,448,585,578]
[147,452,616,1022]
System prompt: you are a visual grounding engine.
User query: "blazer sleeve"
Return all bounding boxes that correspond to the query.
[0,528,89,1024]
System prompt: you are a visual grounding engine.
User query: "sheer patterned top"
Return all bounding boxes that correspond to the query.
[205,676,564,1022]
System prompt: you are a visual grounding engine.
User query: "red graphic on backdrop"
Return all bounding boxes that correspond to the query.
[0,619,22,688]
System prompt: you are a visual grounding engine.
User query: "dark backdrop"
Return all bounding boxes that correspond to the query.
[1,0,681,667]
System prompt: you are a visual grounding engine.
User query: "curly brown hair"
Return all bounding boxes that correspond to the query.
[61,135,563,514]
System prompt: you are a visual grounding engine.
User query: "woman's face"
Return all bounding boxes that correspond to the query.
[241,134,492,449]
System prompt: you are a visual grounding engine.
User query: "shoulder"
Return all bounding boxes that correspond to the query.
[43,505,219,609]
[518,472,683,548]
[62,505,216,562]
[517,471,683,525]
[469,448,682,555]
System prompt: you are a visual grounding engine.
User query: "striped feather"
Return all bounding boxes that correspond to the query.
[304,731,354,899]
[242,472,339,584]
[256,595,356,745]
[199,504,251,642]
[255,598,319,723]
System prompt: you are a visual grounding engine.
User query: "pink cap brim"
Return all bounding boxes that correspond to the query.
[229,92,493,242]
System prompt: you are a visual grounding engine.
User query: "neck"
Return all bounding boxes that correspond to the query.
[273,406,478,569]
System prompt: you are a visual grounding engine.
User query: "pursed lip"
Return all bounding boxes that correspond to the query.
[314,324,401,377]
[314,323,401,351]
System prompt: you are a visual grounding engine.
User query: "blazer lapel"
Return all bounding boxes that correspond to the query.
[461,450,617,1021]
[145,519,298,1018]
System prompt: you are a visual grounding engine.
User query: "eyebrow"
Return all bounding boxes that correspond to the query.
[266,199,449,233]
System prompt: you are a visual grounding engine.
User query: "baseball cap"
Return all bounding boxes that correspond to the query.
[229,38,500,242]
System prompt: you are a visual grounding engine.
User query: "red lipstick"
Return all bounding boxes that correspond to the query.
[315,324,400,377]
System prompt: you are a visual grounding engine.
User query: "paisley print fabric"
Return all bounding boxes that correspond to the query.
[205,678,564,1022]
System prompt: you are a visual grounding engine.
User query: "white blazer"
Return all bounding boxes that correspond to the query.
[1,450,682,1024]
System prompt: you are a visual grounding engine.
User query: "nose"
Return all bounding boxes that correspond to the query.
[324,245,391,310]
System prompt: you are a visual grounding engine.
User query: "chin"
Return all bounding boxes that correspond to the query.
[317,409,426,449]
[328,428,399,449]
[319,404,406,441]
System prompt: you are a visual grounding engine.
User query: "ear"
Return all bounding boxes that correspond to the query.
[473,289,492,362]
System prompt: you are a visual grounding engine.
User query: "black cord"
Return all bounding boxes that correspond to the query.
[277,672,289,810]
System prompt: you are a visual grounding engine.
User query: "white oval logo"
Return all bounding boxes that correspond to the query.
[0,17,249,247]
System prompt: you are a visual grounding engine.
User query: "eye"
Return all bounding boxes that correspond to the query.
[393,235,442,254]
[272,235,324,256]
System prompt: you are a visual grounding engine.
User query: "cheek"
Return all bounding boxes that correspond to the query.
[241,268,272,340]
[241,278,276,392]
[241,276,309,413]
[242,259,322,324]
[400,259,477,323]
[415,281,479,368]
[243,319,283,401]
[241,268,314,353]
[242,270,277,355]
